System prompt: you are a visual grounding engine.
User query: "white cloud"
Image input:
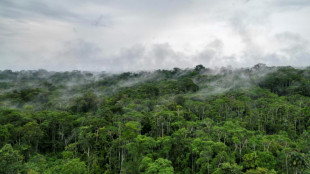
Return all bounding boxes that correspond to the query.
[0,0,309,72]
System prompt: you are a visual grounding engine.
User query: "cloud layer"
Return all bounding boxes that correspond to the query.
[0,0,310,72]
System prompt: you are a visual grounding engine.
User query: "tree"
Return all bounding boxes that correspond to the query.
[194,64,206,72]
[246,167,277,174]
[25,154,47,173]
[213,162,243,174]
[140,157,174,174]
[60,158,87,174]
[256,152,276,170]
[71,91,98,113]
[0,144,24,174]
[22,121,43,152]
[289,151,309,174]
[243,152,258,170]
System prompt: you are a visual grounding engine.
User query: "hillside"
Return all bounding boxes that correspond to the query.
[0,64,309,173]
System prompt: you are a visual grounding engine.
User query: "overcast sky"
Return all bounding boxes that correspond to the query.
[0,0,310,72]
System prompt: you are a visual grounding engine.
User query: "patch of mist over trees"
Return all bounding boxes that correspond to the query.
[0,64,309,173]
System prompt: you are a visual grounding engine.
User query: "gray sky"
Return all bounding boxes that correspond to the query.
[0,0,310,72]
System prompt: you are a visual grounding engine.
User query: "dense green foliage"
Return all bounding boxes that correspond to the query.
[0,64,309,173]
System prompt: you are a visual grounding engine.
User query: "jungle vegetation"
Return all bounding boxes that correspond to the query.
[0,64,309,174]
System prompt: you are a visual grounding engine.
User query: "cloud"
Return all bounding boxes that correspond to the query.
[0,0,76,22]
[0,0,310,72]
